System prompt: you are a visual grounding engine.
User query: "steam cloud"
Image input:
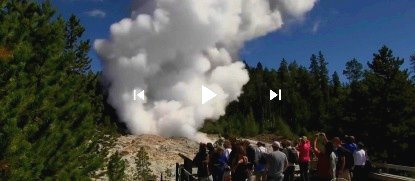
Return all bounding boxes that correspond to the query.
[95,0,317,142]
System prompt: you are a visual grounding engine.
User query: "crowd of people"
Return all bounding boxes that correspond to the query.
[192,133,370,181]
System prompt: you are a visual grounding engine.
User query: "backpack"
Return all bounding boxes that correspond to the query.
[259,153,268,165]
[343,148,354,169]
[287,148,299,164]
[345,154,354,169]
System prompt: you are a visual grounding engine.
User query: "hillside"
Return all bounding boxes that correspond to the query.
[94,134,215,180]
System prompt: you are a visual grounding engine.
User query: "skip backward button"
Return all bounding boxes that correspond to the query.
[133,89,145,101]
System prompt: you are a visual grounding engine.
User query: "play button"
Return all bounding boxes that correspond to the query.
[202,85,217,104]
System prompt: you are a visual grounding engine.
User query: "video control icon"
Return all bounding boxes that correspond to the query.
[270,89,281,101]
[133,89,145,101]
[202,85,217,104]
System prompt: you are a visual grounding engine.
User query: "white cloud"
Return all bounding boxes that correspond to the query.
[311,20,320,34]
[86,9,106,18]
[95,0,317,142]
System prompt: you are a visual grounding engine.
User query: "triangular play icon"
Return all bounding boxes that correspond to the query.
[202,85,217,104]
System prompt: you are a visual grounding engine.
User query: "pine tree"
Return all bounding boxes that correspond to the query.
[293,66,313,130]
[309,54,320,81]
[308,53,326,130]
[253,62,266,124]
[342,59,365,134]
[256,62,263,70]
[361,46,415,164]
[0,1,109,179]
[410,53,415,80]
[65,15,92,73]
[343,58,363,83]
[318,51,329,101]
[108,152,126,181]
[273,117,295,139]
[134,147,156,181]
[327,71,344,133]
[331,71,341,98]
[278,59,289,84]
[203,47,415,165]
[242,109,259,136]
[368,46,404,80]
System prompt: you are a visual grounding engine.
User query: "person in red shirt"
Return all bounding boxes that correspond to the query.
[297,136,311,181]
[314,133,337,181]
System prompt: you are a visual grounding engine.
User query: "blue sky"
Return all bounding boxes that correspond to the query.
[54,0,415,81]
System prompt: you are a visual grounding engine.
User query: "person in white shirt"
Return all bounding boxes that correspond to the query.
[224,140,232,160]
[223,140,232,181]
[353,142,367,181]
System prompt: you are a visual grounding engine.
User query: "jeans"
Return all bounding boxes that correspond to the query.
[299,162,309,181]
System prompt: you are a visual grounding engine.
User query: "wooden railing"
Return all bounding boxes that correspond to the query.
[176,153,197,181]
[174,153,415,181]
[369,163,415,181]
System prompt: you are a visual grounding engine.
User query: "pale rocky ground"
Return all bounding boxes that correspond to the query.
[93,134,273,181]
[115,134,199,180]
[94,134,220,181]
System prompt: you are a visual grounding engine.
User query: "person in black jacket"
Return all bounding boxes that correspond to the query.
[193,143,210,181]
[245,141,256,180]
[207,143,215,180]
[282,140,297,181]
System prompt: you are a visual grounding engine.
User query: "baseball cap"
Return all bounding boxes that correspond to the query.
[272,141,281,148]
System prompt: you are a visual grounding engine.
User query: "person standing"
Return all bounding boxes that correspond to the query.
[281,140,297,181]
[267,141,288,181]
[193,143,210,181]
[207,143,216,180]
[353,142,367,181]
[343,136,356,179]
[297,136,311,181]
[254,142,268,181]
[212,147,228,181]
[231,145,249,181]
[333,137,351,181]
[313,133,337,181]
[245,141,256,178]
[223,140,233,181]
[344,136,357,153]
[224,140,232,161]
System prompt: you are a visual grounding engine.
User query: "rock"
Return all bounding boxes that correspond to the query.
[120,150,130,156]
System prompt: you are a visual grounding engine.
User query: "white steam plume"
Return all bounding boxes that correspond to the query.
[95,0,317,142]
